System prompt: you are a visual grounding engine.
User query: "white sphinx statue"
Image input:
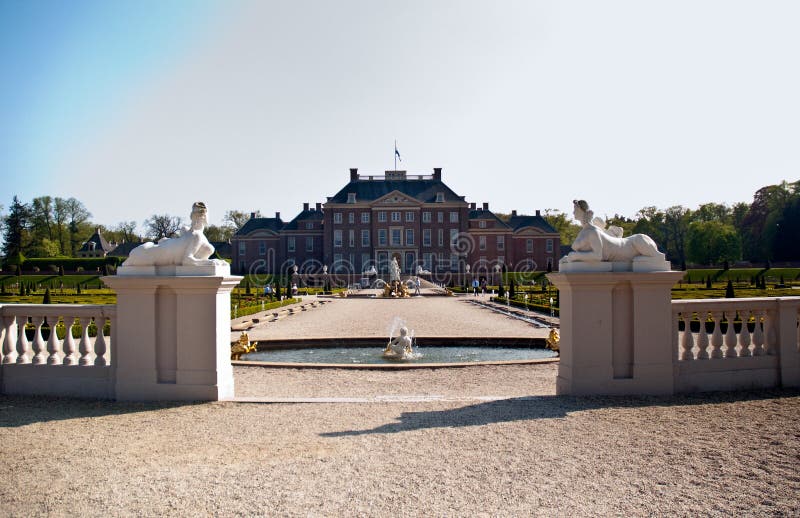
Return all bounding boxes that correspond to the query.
[559,199,670,273]
[119,202,229,275]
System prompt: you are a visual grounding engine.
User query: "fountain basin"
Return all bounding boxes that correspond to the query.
[236,337,559,368]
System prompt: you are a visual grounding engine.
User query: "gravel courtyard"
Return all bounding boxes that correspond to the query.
[2,296,799,516]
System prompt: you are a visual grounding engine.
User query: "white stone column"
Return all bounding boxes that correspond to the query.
[547,271,684,396]
[104,267,241,401]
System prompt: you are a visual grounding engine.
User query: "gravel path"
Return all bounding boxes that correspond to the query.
[233,295,552,341]
[2,297,799,515]
[1,367,799,516]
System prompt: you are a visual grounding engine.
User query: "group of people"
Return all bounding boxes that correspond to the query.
[262,283,299,299]
[471,278,488,296]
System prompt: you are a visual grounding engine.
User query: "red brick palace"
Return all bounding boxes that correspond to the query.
[231,168,559,277]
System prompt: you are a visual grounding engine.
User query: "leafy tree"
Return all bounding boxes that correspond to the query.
[204,224,234,242]
[224,210,254,233]
[144,214,183,240]
[686,221,742,265]
[542,209,581,246]
[30,196,55,250]
[2,196,32,257]
[64,198,91,256]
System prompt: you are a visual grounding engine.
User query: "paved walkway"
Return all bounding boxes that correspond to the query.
[231,292,556,342]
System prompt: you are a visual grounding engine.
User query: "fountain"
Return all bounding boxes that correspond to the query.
[383,326,416,359]
[382,257,410,298]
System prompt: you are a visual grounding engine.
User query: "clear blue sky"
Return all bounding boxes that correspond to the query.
[2,0,799,230]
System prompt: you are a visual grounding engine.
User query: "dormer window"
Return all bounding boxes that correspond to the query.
[347,193,356,204]
[435,192,444,203]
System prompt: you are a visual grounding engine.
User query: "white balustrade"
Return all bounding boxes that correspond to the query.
[673,298,799,362]
[0,305,115,367]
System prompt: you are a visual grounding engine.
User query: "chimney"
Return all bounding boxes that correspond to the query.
[469,202,476,210]
[250,212,257,219]
[350,168,358,181]
[536,209,541,216]
[482,202,489,211]
[512,210,517,217]
[303,202,309,211]
[275,211,280,219]
[433,167,442,180]
[316,202,322,211]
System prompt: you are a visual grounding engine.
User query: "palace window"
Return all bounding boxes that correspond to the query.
[437,212,444,223]
[361,229,370,247]
[238,241,246,255]
[479,220,486,229]
[422,212,431,223]
[334,213,342,224]
[423,229,431,247]
[378,211,387,222]
[435,192,444,202]
[405,229,414,246]
[449,212,459,223]
[348,230,355,247]
[348,212,355,224]
[497,235,505,251]
[259,242,266,255]
[479,236,486,251]
[546,239,553,253]
[450,229,458,246]
[378,229,387,246]
[287,237,295,252]
[361,212,370,224]
[391,228,402,246]
[526,239,534,253]
[438,229,444,247]
[391,211,401,222]
[334,230,342,248]
[347,193,356,204]
[406,211,414,222]
[306,237,314,252]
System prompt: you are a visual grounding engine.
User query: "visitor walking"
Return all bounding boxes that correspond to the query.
[414,276,421,296]
[472,278,479,297]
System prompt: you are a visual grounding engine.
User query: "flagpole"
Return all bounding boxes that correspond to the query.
[394,139,397,170]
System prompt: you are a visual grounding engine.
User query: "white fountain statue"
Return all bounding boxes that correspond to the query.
[559,199,671,273]
[389,257,401,282]
[383,326,415,359]
[119,202,229,276]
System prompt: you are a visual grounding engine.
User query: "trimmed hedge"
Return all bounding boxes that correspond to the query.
[10,257,122,274]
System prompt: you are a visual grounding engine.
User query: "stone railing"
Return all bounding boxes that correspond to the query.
[1,304,116,398]
[672,297,800,392]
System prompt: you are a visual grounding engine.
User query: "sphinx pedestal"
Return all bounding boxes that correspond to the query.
[104,270,242,401]
[546,271,683,396]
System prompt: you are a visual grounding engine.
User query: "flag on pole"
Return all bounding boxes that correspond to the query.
[394,144,402,162]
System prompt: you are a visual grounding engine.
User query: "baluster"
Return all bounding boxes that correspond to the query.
[31,316,47,364]
[738,310,752,357]
[710,311,724,359]
[16,316,31,364]
[696,310,710,360]
[680,313,694,360]
[752,310,765,356]
[78,316,93,366]
[46,316,63,365]
[2,315,18,364]
[94,314,108,366]
[724,311,738,358]
[63,317,78,365]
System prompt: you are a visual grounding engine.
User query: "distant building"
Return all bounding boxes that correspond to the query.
[77,228,115,258]
[232,168,560,276]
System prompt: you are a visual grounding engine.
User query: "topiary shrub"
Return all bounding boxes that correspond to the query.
[725,279,735,298]
[42,288,52,304]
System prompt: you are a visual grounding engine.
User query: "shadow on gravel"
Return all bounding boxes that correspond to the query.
[0,395,204,428]
[320,389,800,437]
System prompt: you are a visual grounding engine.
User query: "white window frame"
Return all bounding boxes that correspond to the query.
[449,211,459,223]
[391,211,401,222]
[348,212,355,224]
[306,236,313,252]
[378,229,387,246]
[361,229,370,247]
[378,211,386,222]
[405,229,414,246]
[334,213,342,224]
[423,228,431,247]
[390,227,402,246]
[348,230,355,247]
[422,212,431,223]
[334,230,343,248]
[479,236,486,251]
[361,212,370,224]
[287,237,295,252]
[526,239,534,253]
[497,235,505,251]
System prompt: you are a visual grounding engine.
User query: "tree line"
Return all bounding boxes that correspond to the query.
[541,180,800,267]
[0,194,254,259]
